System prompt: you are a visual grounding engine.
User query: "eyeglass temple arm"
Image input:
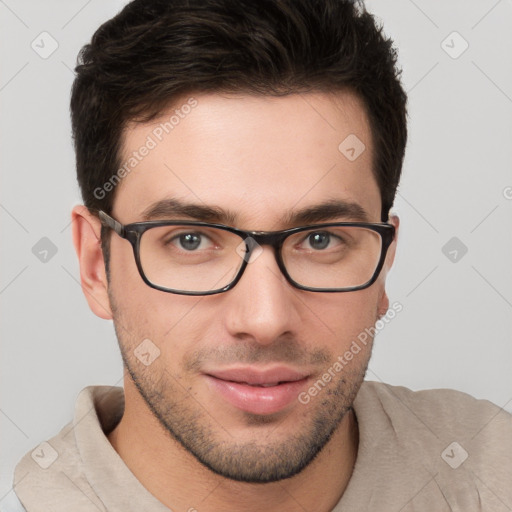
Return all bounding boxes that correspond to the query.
[98,210,124,237]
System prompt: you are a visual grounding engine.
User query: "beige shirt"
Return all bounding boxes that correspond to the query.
[12,381,512,511]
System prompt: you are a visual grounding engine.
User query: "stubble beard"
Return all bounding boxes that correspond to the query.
[110,296,370,483]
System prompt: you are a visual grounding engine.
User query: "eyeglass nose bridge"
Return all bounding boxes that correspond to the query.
[237,230,288,263]
[234,231,293,293]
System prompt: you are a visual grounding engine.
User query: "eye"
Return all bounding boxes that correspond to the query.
[167,231,214,251]
[304,231,340,250]
[177,233,202,251]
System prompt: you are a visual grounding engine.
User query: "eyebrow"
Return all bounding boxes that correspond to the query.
[141,199,237,224]
[284,199,369,224]
[140,198,370,225]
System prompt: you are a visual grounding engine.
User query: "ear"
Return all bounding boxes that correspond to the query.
[384,214,399,271]
[377,214,399,318]
[71,205,113,320]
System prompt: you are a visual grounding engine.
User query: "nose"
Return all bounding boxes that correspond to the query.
[223,245,301,346]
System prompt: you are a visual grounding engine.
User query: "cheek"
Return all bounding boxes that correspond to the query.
[108,269,213,366]
[107,241,217,359]
[109,237,144,289]
[307,286,382,348]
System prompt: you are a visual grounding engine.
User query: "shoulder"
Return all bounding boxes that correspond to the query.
[358,380,509,422]
[355,380,512,471]
[356,380,512,440]
[342,382,512,509]
[11,385,122,512]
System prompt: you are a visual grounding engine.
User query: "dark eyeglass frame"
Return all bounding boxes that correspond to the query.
[99,210,395,296]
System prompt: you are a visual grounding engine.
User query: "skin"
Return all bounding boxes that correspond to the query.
[72,91,398,512]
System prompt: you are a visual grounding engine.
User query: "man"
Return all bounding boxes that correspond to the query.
[10,0,512,510]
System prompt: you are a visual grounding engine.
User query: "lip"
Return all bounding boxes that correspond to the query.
[204,366,310,415]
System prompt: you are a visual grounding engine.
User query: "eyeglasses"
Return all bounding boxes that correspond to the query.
[99,210,395,296]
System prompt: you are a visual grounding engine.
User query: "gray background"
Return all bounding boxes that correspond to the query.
[1,0,511,502]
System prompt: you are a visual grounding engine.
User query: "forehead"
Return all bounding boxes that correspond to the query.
[114,91,380,227]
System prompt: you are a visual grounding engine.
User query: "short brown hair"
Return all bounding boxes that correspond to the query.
[71,0,407,227]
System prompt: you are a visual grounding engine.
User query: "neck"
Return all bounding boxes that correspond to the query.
[108,377,359,512]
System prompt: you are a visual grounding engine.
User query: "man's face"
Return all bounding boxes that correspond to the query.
[105,91,395,482]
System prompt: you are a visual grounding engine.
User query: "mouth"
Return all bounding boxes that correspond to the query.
[203,366,311,415]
